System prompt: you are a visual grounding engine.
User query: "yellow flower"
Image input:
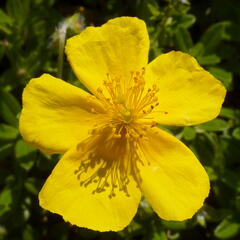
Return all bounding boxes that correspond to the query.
[19,17,226,232]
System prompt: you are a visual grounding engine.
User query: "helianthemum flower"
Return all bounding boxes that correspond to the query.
[20,17,226,231]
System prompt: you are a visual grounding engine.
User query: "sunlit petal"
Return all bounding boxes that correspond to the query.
[145,51,226,126]
[65,17,149,95]
[138,127,210,220]
[39,132,141,231]
[20,74,104,154]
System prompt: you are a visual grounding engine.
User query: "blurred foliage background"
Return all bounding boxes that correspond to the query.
[0,0,240,239]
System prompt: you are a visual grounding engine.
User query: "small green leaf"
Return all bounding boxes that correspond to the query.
[175,27,193,52]
[0,90,21,127]
[232,127,240,140]
[198,119,229,132]
[178,14,196,29]
[24,178,41,195]
[0,124,18,141]
[214,217,240,239]
[0,188,12,216]
[151,231,167,240]
[161,220,188,230]
[147,1,160,17]
[0,9,13,34]
[197,54,221,65]
[15,140,36,170]
[0,9,13,25]
[208,67,233,90]
[200,21,232,54]
[220,107,240,120]
[6,0,30,27]
[189,42,204,57]
[205,166,218,181]
[183,126,196,141]
[0,25,11,35]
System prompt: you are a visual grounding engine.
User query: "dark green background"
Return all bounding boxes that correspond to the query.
[0,0,240,239]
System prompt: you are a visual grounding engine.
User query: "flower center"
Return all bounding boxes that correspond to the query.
[77,68,165,197]
[96,68,160,125]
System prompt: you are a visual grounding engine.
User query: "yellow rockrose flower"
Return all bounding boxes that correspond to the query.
[19,17,226,232]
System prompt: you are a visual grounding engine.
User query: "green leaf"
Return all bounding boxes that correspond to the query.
[138,0,160,21]
[189,42,204,57]
[0,188,12,216]
[183,126,196,141]
[205,166,218,181]
[24,178,41,195]
[147,1,160,17]
[161,220,188,230]
[0,24,12,35]
[15,140,36,170]
[0,9,13,34]
[198,119,229,132]
[214,217,240,239]
[0,90,21,127]
[175,27,193,52]
[178,14,196,29]
[232,127,240,140]
[0,9,13,25]
[6,0,30,27]
[202,205,227,222]
[208,67,233,90]
[200,21,232,54]
[0,124,18,141]
[197,54,221,65]
[224,22,240,42]
[220,107,240,120]
[151,231,167,240]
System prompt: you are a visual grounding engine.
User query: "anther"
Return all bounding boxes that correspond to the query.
[126,133,130,138]
[91,108,97,113]
[151,121,158,127]
[97,87,103,93]
[113,133,121,138]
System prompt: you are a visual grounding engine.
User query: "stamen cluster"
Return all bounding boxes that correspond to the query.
[77,69,162,197]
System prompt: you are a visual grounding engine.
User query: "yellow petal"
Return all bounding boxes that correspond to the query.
[19,74,104,154]
[39,134,141,232]
[145,51,226,126]
[137,127,209,221]
[65,17,149,95]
